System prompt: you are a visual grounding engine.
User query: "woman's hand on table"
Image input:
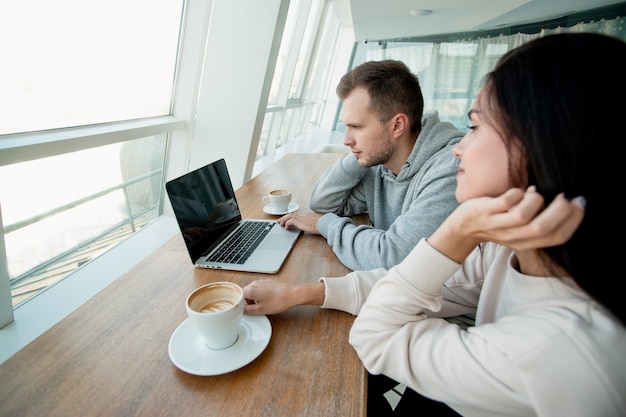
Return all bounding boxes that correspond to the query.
[243,280,325,315]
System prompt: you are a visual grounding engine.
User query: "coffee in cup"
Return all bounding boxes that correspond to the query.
[185,281,244,350]
[262,189,291,212]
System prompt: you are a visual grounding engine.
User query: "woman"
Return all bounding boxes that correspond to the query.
[350,33,626,416]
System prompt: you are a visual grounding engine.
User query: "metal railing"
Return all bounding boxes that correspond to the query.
[6,169,163,306]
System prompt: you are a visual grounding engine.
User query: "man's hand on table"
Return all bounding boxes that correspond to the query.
[277,212,323,234]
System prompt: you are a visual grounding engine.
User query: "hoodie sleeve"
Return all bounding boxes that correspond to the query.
[309,153,370,216]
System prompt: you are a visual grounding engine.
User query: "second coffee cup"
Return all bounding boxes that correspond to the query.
[262,189,291,212]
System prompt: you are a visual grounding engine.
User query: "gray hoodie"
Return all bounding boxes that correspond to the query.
[311,111,463,270]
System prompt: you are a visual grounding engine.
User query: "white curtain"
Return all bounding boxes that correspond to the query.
[350,15,625,132]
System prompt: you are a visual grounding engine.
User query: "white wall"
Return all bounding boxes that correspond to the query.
[187,0,290,189]
[319,22,355,132]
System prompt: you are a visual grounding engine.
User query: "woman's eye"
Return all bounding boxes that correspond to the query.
[467,125,477,131]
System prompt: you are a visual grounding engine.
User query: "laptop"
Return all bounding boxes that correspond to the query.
[165,158,301,273]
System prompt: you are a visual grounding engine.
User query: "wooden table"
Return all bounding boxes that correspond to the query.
[0,153,367,417]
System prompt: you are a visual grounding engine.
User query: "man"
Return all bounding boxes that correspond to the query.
[277,59,463,270]
[242,60,467,315]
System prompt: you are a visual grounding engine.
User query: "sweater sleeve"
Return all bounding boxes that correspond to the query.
[319,268,388,315]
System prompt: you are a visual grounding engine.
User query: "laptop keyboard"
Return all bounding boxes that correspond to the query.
[207,221,275,264]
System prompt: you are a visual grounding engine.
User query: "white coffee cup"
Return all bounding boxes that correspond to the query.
[262,189,291,212]
[185,282,244,350]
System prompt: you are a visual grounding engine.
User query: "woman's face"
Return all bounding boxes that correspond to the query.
[453,90,512,203]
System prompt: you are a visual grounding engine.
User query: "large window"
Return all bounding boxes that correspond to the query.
[0,0,185,308]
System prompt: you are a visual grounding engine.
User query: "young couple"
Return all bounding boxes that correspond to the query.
[245,33,626,416]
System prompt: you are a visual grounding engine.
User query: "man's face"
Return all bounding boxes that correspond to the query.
[340,87,393,168]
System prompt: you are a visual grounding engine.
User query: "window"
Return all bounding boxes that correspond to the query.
[0,0,184,309]
[253,0,350,175]
[0,0,183,135]
[1,136,167,306]
[342,6,626,133]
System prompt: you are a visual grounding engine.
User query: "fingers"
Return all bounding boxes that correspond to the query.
[514,193,585,249]
[243,283,265,314]
[487,191,586,250]
[277,213,295,228]
[243,279,284,315]
[244,302,265,315]
[451,187,586,252]
[488,188,545,230]
[277,212,321,234]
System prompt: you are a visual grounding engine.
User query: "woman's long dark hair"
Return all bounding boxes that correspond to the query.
[482,33,626,324]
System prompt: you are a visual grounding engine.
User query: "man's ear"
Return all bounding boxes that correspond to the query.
[391,113,409,138]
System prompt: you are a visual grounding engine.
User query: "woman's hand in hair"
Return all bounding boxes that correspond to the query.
[428,186,586,262]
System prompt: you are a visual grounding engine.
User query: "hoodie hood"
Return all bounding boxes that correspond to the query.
[393,110,463,181]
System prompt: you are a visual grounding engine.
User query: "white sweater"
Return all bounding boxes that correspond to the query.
[345,239,626,417]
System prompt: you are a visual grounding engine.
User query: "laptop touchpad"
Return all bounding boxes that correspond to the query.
[261,235,297,250]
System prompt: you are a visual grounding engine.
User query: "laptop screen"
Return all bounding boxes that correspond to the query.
[166,159,242,262]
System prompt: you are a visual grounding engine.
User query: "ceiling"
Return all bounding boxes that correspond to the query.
[331,0,626,42]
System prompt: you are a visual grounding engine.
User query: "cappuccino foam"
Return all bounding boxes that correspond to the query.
[270,189,290,196]
[200,299,235,313]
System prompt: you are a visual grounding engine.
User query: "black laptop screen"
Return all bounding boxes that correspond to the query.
[165,159,242,261]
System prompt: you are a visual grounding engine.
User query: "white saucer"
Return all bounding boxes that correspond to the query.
[263,202,299,215]
[168,315,271,376]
